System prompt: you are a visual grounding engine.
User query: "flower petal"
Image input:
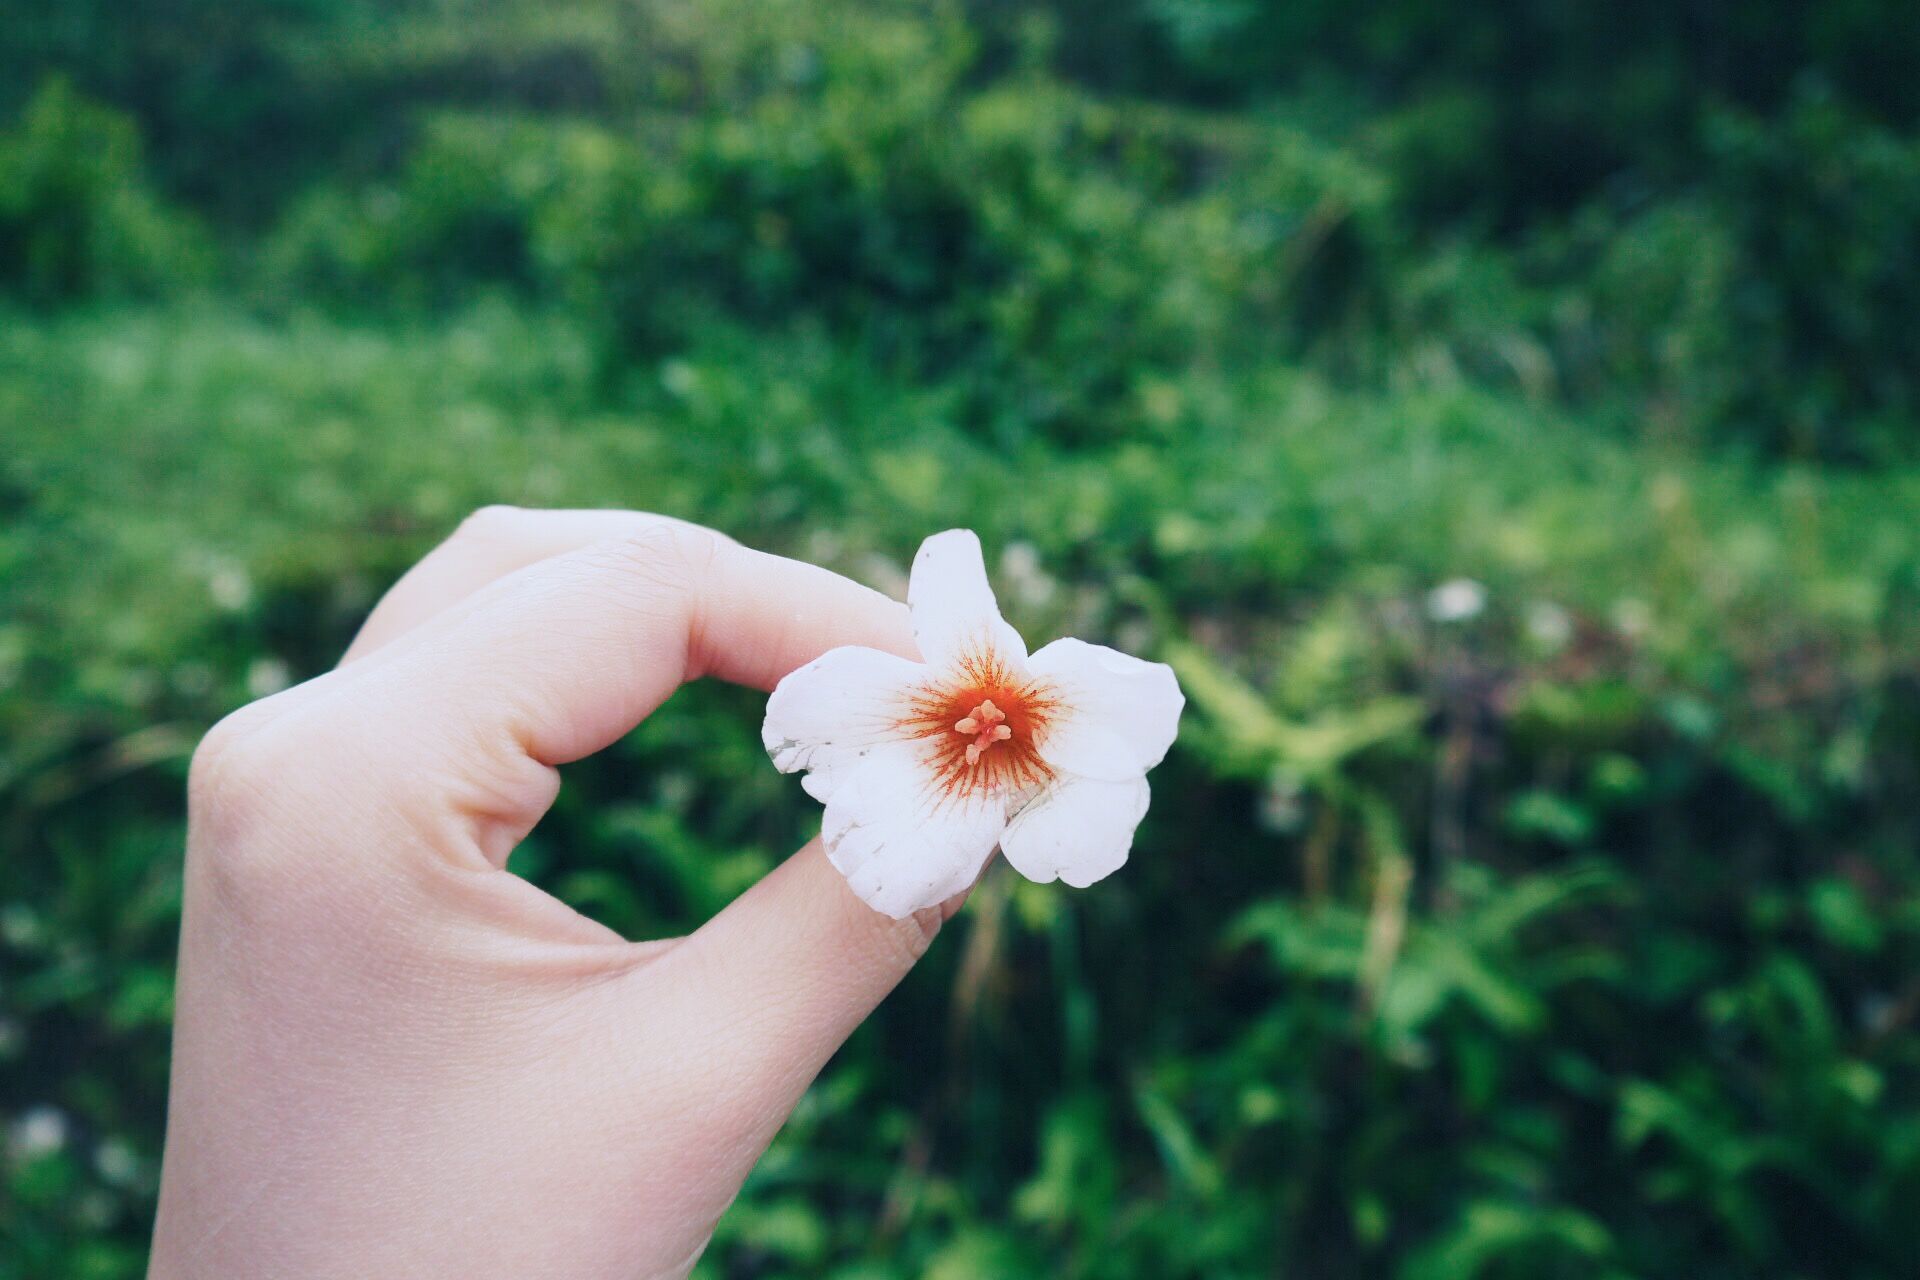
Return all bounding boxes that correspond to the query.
[822,742,1008,918]
[909,529,1028,672]
[1001,774,1150,888]
[762,646,927,803]
[1028,638,1184,781]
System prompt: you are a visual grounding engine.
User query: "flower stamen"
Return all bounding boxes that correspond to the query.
[956,699,1012,766]
[895,658,1058,797]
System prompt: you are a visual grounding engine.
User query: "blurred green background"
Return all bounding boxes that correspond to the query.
[4,1,1920,1275]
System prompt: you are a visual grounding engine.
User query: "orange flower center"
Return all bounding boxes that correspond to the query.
[892,650,1059,799]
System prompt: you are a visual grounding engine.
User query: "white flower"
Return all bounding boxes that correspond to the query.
[1426,578,1487,623]
[204,557,253,612]
[1524,600,1574,650]
[763,530,1184,918]
[9,1105,68,1162]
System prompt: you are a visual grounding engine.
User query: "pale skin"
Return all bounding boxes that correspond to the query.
[148,507,964,1279]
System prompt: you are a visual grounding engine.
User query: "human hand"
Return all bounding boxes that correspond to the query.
[148,508,958,1279]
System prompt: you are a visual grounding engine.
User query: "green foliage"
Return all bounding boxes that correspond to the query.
[7,302,1920,1277]
[12,0,1920,454]
[1443,85,1920,463]
[6,1,1920,1276]
[0,80,210,304]
[1693,89,1920,460]
[264,47,1394,444]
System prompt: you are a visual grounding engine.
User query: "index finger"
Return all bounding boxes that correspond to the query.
[339,507,722,665]
[356,521,917,771]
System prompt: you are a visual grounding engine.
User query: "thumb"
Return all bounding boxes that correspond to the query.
[605,839,967,1180]
[689,834,963,1056]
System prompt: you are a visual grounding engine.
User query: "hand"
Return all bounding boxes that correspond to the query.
[148,508,959,1279]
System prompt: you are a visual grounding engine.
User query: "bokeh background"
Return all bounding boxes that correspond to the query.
[5,1,1920,1275]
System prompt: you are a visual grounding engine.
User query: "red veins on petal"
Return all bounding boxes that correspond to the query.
[893,646,1059,801]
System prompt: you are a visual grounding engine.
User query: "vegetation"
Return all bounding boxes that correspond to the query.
[3,2,1918,1276]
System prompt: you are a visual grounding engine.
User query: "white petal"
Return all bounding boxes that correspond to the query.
[821,743,1008,917]
[908,529,1028,672]
[1028,638,1184,781]
[1001,775,1150,888]
[763,646,926,803]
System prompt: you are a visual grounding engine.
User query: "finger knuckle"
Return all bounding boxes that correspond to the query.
[592,522,728,598]
[185,687,347,889]
[187,730,296,894]
[186,700,278,815]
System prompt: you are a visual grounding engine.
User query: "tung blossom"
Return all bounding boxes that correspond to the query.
[763,530,1183,918]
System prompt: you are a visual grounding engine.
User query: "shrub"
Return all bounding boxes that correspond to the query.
[0,79,210,304]
[266,46,1400,446]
